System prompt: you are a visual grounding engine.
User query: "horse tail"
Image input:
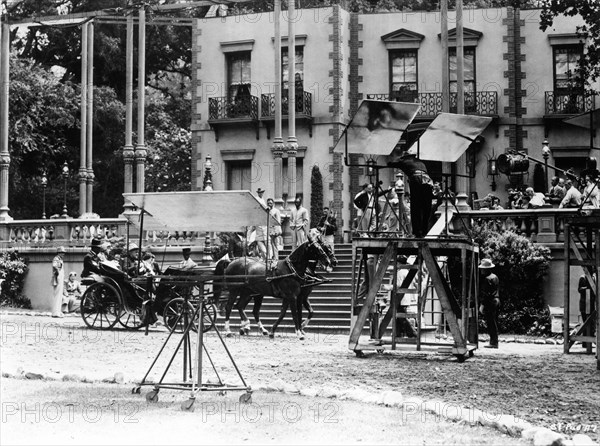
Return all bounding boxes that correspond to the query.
[213,256,231,301]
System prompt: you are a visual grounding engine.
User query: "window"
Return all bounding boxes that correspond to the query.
[449,47,476,94]
[226,160,252,190]
[282,46,304,92]
[553,46,583,92]
[227,51,251,100]
[390,50,418,102]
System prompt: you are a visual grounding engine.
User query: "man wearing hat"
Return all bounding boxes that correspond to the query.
[179,247,197,270]
[81,238,105,278]
[479,258,500,348]
[51,246,67,318]
[256,188,266,206]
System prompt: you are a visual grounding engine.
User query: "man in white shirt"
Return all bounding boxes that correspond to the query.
[559,180,582,208]
[525,187,546,208]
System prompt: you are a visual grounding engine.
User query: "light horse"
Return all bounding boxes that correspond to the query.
[214,230,337,339]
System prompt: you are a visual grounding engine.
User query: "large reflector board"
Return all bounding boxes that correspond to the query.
[333,100,420,155]
[405,113,492,162]
[123,191,278,233]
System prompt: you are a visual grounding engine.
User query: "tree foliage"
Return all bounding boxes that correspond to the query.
[540,0,600,90]
[0,249,31,309]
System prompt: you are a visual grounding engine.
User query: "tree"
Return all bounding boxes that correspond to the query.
[540,0,600,91]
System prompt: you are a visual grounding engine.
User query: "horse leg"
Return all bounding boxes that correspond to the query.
[300,293,314,334]
[223,291,237,336]
[252,295,269,336]
[289,298,304,341]
[269,300,289,338]
[237,291,254,335]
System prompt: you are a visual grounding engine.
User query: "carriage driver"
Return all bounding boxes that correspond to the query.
[81,238,106,278]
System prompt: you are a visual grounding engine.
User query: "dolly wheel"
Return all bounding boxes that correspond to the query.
[469,350,475,358]
[131,387,141,394]
[239,392,252,404]
[456,354,467,363]
[355,350,366,358]
[181,398,195,412]
[146,390,159,403]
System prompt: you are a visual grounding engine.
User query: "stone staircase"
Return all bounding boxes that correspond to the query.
[216,243,353,333]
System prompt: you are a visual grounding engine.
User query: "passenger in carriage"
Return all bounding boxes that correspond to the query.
[81,238,105,278]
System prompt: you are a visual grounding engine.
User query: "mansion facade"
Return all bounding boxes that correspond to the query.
[189,5,598,234]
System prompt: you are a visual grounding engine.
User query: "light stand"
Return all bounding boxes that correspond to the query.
[61,162,69,218]
[41,171,47,219]
[542,139,550,193]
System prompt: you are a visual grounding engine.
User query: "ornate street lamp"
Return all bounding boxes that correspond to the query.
[542,139,550,193]
[203,155,213,191]
[61,162,69,218]
[41,171,48,219]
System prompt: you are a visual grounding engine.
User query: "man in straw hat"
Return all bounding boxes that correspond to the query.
[479,258,500,349]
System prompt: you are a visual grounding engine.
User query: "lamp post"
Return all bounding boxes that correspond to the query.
[542,139,550,193]
[61,162,69,218]
[203,155,213,191]
[41,171,48,219]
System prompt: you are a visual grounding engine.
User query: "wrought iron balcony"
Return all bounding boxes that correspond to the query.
[260,91,312,118]
[366,91,498,118]
[544,91,596,116]
[260,91,313,138]
[208,95,259,121]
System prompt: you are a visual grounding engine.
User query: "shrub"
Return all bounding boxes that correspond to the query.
[310,165,323,228]
[472,223,552,334]
[0,249,31,309]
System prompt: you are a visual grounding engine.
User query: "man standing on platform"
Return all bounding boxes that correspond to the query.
[267,198,282,261]
[290,195,309,248]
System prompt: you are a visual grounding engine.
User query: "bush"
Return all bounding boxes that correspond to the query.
[0,249,31,309]
[472,223,552,334]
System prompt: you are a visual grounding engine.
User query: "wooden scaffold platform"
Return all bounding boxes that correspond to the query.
[348,236,480,362]
[563,212,600,370]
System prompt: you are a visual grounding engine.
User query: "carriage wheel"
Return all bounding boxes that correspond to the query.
[163,299,217,333]
[163,298,197,333]
[80,283,120,330]
[118,306,144,330]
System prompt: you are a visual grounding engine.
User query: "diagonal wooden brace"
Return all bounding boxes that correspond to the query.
[349,242,395,351]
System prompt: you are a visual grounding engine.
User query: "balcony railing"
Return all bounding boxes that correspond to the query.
[208,95,259,120]
[261,91,312,118]
[366,91,498,118]
[544,91,596,115]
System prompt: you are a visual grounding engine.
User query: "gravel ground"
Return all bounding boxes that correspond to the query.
[1,311,599,443]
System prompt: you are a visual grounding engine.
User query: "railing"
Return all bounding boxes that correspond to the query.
[459,208,581,243]
[545,91,596,115]
[261,91,312,118]
[366,91,498,118]
[208,95,259,120]
[0,219,210,249]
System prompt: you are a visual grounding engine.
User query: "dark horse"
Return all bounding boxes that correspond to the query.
[213,230,337,339]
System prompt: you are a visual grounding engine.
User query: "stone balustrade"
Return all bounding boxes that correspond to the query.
[459,207,582,243]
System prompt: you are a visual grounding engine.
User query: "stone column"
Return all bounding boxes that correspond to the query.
[86,21,95,214]
[272,0,284,206]
[441,0,451,177]
[123,12,134,213]
[286,0,298,200]
[135,7,147,193]
[79,22,88,215]
[0,22,11,221]
[455,0,469,200]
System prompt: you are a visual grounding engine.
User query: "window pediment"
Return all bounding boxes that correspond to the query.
[437,27,482,47]
[548,33,584,46]
[220,39,255,53]
[381,28,424,50]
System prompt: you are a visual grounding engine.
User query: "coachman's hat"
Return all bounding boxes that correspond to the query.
[257,188,265,194]
[91,238,103,248]
[478,258,495,269]
[182,247,192,254]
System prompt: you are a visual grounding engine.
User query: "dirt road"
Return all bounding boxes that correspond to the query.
[1,312,598,442]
